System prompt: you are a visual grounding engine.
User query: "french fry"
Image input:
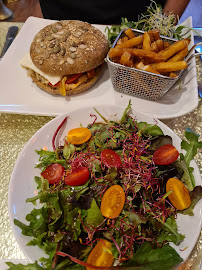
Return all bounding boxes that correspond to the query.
[136,44,143,49]
[112,57,122,63]
[108,29,190,79]
[116,35,143,48]
[116,39,122,45]
[136,62,160,75]
[143,32,151,51]
[133,58,143,68]
[141,58,151,65]
[125,59,134,67]
[151,40,165,53]
[150,61,188,73]
[150,41,158,52]
[136,61,145,70]
[167,47,189,62]
[152,29,161,41]
[169,72,178,77]
[183,38,191,46]
[148,30,154,43]
[119,51,132,65]
[158,40,188,61]
[156,39,164,51]
[124,28,136,39]
[116,36,129,45]
[143,65,160,74]
[163,41,170,49]
[122,36,129,43]
[108,47,124,58]
[125,48,165,62]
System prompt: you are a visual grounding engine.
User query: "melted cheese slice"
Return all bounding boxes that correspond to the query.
[20,53,62,85]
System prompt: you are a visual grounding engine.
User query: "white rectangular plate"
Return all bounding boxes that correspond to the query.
[0,16,198,119]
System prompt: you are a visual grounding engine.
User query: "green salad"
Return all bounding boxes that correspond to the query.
[105,1,196,46]
[8,102,202,270]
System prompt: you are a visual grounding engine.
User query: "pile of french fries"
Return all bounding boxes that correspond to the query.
[108,28,190,77]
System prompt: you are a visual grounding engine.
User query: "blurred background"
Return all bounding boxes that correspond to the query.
[180,0,202,27]
[2,0,202,26]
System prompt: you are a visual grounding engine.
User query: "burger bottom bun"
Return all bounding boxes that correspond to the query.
[30,65,103,96]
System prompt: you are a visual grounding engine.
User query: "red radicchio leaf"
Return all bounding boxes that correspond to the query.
[52,116,68,151]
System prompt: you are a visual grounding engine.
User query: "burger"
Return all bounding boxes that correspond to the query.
[20,20,109,96]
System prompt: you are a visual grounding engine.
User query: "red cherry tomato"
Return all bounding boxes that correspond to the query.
[64,167,89,186]
[101,149,121,169]
[153,144,179,165]
[41,163,64,184]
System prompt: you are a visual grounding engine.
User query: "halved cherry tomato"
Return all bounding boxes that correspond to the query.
[86,239,114,270]
[153,144,179,165]
[64,167,89,186]
[101,149,121,169]
[67,127,91,145]
[101,185,125,219]
[41,163,64,184]
[166,178,191,210]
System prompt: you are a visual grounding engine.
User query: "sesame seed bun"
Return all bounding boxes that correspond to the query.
[30,20,109,76]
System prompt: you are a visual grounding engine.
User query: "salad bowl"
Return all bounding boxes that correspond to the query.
[8,104,202,268]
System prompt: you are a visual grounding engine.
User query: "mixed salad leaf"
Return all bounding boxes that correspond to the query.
[9,102,202,270]
[105,0,199,46]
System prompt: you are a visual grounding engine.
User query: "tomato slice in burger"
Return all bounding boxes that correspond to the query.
[64,167,89,186]
[101,149,121,168]
[48,74,82,88]
[153,144,179,165]
[66,73,82,84]
[41,163,64,184]
[86,239,114,270]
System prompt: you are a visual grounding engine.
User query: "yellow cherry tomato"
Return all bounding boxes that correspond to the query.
[86,239,114,270]
[166,178,191,210]
[101,185,125,219]
[67,127,91,145]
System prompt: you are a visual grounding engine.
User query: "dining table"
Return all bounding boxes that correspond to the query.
[0,20,201,270]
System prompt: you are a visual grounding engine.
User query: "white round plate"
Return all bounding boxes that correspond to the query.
[8,105,202,264]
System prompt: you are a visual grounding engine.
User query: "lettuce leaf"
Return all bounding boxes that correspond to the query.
[180,128,202,191]
[120,99,132,124]
[35,149,65,168]
[123,242,183,270]
[181,186,202,216]
[137,122,163,136]
[6,261,44,270]
[84,198,104,230]
[159,216,184,245]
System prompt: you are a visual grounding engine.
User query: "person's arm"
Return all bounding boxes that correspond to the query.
[163,0,190,21]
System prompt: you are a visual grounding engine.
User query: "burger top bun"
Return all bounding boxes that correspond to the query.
[30,20,109,76]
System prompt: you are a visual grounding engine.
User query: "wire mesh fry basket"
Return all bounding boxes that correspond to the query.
[106,29,201,101]
[107,60,178,100]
